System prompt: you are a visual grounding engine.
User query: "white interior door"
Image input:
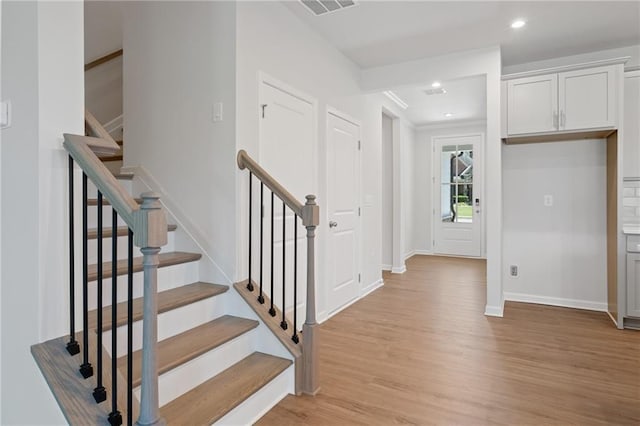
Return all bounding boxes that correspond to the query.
[327,112,360,314]
[433,134,482,257]
[258,80,314,324]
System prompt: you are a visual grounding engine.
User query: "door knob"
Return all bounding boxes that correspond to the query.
[329,221,338,228]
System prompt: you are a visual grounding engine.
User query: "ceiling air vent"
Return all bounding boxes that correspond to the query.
[424,88,447,95]
[300,0,357,16]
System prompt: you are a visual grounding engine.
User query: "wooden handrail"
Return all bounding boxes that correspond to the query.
[84,109,119,151]
[85,48,123,72]
[237,148,320,395]
[237,149,320,225]
[63,134,138,228]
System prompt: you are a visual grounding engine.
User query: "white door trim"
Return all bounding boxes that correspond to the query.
[431,132,485,258]
[380,106,405,274]
[324,106,362,316]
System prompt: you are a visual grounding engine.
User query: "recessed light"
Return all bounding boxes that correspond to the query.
[444,113,454,118]
[511,19,526,29]
[383,90,408,110]
[431,81,441,88]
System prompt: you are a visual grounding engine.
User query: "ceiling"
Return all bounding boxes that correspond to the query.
[283,1,640,69]
[390,75,486,126]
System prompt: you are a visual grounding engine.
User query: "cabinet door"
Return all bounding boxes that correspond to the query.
[627,253,640,318]
[559,65,616,131]
[623,71,640,178]
[507,74,558,135]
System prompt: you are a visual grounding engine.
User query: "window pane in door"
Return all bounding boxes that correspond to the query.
[457,145,474,184]
[440,145,457,184]
[455,184,473,223]
[441,184,457,222]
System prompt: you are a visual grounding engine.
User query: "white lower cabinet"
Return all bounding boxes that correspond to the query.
[627,253,640,318]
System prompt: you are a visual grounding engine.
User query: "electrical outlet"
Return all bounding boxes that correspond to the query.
[510,265,518,277]
[544,194,553,207]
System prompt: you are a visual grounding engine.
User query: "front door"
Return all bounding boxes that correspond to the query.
[327,112,360,314]
[433,134,482,257]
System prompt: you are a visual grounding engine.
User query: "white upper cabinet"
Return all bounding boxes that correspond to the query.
[623,70,640,178]
[505,63,620,138]
[559,66,616,131]
[507,74,558,135]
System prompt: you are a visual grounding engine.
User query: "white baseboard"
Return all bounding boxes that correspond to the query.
[484,302,504,317]
[404,251,415,261]
[413,250,433,256]
[503,292,607,312]
[381,264,392,271]
[391,265,406,274]
[102,114,123,136]
[361,279,383,297]
[319,279,384,324]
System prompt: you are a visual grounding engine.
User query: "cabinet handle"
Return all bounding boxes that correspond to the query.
[560,110,565,128]
[553,110,558,129]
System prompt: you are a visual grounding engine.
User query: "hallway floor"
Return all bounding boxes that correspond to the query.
[258,255,640,425]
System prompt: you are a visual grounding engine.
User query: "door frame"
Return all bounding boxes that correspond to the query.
[431,132,486,258]
[324,106,363,317]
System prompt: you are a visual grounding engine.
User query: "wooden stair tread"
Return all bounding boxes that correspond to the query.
[88,251,201,281]
[87,197,142,206]
[120,315,259,387]
[161,352,292,425]
[88,282,227,332]
[87,224,177,239]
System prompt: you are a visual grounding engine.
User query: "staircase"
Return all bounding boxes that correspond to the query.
[31,113,319,424]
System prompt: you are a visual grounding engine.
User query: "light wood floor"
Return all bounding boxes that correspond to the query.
[258,255,640,425]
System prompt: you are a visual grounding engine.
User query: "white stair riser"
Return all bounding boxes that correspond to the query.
[74,261,200,313]
[140,330,257,407]
[86,232,175,263]
[86,205,128,229]
[103,295,227,358]
[214,365,294,426]
[87,179,133,197]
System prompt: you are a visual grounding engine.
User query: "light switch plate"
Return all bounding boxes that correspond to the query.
[212,102,223,122]
[0,100,11,129]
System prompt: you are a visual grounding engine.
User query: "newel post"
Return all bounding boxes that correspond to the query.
[134,192,168,426]
[302,194,320,395]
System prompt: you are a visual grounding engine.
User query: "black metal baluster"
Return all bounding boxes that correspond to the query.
[258,183,265,304]
[67,157,80,355]
[281,202,288,330]
[93,191,106,403]
[108,209,122,425]
[79,173,93,378]
[292,216,299,344]
[247,173,254,291]
[127,228,134,426]
[269,192,276,317]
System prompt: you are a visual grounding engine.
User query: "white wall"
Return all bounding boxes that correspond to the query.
[236,1,395,320]
[84,1,123,128]
[1,1,83,423]
[381,114,393,269]
[361,47,503,315]
[502,140,607,310]
[413,122,487,254]
[123,1,237,284]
